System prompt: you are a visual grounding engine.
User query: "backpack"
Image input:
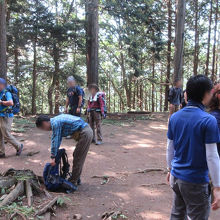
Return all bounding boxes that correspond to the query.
[97,92,107,114]
[2,85,20,114]
[43,149,77,193]
[167,87,174,102]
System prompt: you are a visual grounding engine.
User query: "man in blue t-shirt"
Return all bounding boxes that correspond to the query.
[65,76,83,117]
[0,78,23,158]
[167,75,220,219]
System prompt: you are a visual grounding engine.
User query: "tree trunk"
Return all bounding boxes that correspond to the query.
[54,45,60,114]
[86,0,99,85]
[32,40,37,115]
[205,0,213,76]
[211,0,218,82]
[0,0,7,79]
[173,0,186,81]
[14,46,19,85]
[160,71,163,112]
[193,0,199,75]
[164,0,172,111]
[152,56,155,112]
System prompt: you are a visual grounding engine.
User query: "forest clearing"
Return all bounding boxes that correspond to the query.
[0,116,219,220]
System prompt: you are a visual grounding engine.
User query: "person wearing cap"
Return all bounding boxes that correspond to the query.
[0,78,23,158]
[87,84,105,145]
[65,76,83,117]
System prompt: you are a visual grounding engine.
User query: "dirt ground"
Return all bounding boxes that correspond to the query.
[1,117,220,220]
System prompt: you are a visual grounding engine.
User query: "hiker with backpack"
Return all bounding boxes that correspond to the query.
[36,114,93,188]
[87,84,106,145]
[168,79,183,117]
[0,78,23,158]
[65,76,84,117]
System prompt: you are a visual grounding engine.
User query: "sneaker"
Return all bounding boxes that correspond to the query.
[96,141,103,145]
[66,135,73,139]
[0,153,5,158]
[16,144,23,156]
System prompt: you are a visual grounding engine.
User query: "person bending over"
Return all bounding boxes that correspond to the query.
[167,75,220,220]
[36,114,93,187]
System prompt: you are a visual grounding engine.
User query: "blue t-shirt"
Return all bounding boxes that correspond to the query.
[0,90,13,118]
[167,101,220,184]
[67,86,83,108]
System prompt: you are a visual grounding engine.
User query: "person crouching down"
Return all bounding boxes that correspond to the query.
[87,84,105,145]
[0,78,23,158]
[36,114,93,187]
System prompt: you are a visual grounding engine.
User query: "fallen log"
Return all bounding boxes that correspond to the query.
[0,181,24,207]
[26,151,40,157]
[35,197,58,216]
[0,177,16,190]
[25,179,33,207]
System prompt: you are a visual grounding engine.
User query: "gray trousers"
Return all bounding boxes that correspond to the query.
[170,175,211,220]
[70,125,93,184]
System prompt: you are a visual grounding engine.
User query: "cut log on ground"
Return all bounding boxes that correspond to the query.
[25,179,33,207]
[35,196,58,216]
[135,168,165,174]
[0,176,16,189]
[0,181,24,207]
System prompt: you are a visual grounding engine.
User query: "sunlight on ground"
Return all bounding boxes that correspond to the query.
[140,211,169,220]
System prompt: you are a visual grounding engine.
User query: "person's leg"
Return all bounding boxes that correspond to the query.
[169,104,175,118]
[1,117,21,152]
[170,176,187,220]
[0,118,5,156]
[89,111,96,143]
[70,126,93,184]
[178,180,211,220]
[94,111,102,143]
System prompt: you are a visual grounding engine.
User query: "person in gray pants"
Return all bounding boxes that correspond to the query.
[167,75,220,220]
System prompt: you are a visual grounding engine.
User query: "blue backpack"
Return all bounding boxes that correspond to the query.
[2,85,20,114]
[43,149,77,193]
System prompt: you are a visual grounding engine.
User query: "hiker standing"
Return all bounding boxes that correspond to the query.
[87,84,105,145]
[209,83,220,156]
[0,78,23,158]
[167,75,220,219]
[65,76,84,117]
[36,114,93,187]
[168,79,182,117]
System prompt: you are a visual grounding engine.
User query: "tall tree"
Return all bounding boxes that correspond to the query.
[164,0,172,111]
[0,0,7,79]
[173,0,186,81]
[86,0,99,85]
[193,0,199,75]
[211,0,218,82]
[205,0,213,76]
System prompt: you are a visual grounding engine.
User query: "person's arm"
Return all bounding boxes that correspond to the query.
[76,87,83,113]
[98,95,105,116]
[184,91,188,104]
[0,92,13,106]
[206,143,220,210]
[65,97,69,113]
[51,123,62,159]
[166,139,174,170]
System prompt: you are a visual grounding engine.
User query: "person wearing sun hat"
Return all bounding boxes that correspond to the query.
[0,78,23,158]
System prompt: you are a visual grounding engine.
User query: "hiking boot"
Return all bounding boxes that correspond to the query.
[0,153,5,158]
[96,141,103,145]
[77,178,82,185]
[16,144,23,156]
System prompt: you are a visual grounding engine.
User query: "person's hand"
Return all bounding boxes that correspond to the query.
[50,158,56,166]
[76,107,81,113]
[0,100,3,105]
[212,187,220,210]
[166,171,170,184]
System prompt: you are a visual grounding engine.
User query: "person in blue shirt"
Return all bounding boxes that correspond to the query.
[167,75,220,219]
[0,78,23,158]
[36,114,93,186]
[65,76,83,117]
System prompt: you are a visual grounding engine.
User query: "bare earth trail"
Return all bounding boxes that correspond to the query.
[0,119,220,220]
